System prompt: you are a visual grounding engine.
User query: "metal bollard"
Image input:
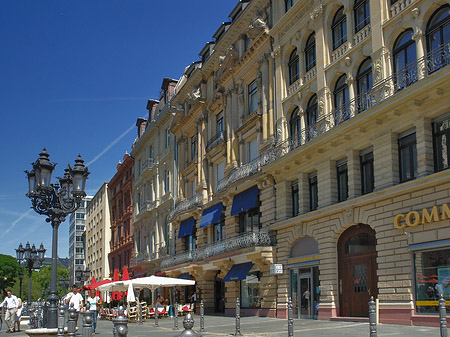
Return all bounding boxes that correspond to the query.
[369,296,377,337]
[112,306,128,337]
[200,300,205,332]
[67,303,77,337]
[57,301,65,337]
[173,302,179,330]
[288,297,294,337]
[439,294,448,337]
[155,305,159,327]
[234,297,242,336]
[138,301,143,325]
[174,312,202,337]
[81,311,93,337]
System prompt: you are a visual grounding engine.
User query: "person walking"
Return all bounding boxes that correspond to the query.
[14,298,23,332]
[0,290,18,333]
[86,290,101,335]
[65,285,83,325]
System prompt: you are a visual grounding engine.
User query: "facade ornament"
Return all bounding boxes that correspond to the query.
[247,16,268,39]
[344,56,352,67]
[412,28,423,42]
[374,57,383,82]
[309,4,323,21]
[271,46,282,59]
[411,7,420,19]
[346,74,354,85]
[217,45,239,79]
[295,31,301,41]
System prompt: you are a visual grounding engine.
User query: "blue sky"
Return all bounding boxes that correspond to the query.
[0,1,236,258]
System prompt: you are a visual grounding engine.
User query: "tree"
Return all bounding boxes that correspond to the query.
[0,254,20,296]
[35,264,69,298]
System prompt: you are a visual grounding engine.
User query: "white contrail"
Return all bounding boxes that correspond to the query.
[86,123,135,166]
[0,209,32,238]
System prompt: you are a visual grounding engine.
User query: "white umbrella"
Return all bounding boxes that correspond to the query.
[97,275,195,292]
[126,282,136,303]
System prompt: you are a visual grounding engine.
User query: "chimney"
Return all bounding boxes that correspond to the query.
[136,118,147,139]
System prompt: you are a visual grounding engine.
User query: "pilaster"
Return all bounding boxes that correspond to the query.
[317,160,337,207]
[415,116,434,177]
[373,131,399,190]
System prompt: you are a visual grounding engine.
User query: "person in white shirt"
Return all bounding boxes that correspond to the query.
[0,290,18,333]
[86,290,101,334]
[65,285,84,324]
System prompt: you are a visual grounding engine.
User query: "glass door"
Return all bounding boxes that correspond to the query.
[299,270,312,318]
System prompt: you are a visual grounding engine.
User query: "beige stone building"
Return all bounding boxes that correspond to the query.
[131,78,178,279]
[86,182,111,281]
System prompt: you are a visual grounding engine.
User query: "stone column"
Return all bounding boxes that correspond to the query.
[369,0,384,54]
[344,8,354,48]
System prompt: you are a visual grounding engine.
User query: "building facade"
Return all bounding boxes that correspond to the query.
[86,182,111,281]
[131,78,178,278]
[68,196,92,284]
[108,153,134,277]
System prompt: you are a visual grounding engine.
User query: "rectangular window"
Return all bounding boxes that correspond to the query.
[354,0,370,33]
[76,213,85,219]
[360,150,374,195]
[414,247,450,314]
[212,214,225,243]
[184,227,197,252]
[433,116,450,172]
[337,161,348,202]
[164,170,170,193]
[309,173,318,211]
[239,203,260,233]
[241,269,261,308]
[248,80,258,114]
[399,132,417,182]
[166,129,171,148]
[249,139,258,162]
[215,161,225,190]
[216,112,224,134]
[191,135,197,161]
[291,181,299,217]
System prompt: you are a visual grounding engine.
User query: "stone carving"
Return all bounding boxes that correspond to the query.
[188,87,201,102]
[375,57,383,82]
[411,7,420,19]
[412,28,423,42]
[309,4,323,21]
[247,17,268,39]
[345,56,352,67]
[217,46,239,80]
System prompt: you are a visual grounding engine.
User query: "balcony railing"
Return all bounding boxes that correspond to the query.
[169,193,203,219]
[206,131,225,153]
[160,231,274,269]
[142,158,155,172]
[390,0,414,18]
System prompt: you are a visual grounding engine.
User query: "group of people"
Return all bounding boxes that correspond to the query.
[0,290,23,333]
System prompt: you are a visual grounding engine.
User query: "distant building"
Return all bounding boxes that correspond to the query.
[68,196,92,285]
[86,182,111,282]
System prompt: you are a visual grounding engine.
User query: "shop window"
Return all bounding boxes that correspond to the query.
[305,33,316,72]
[288,48,299,85]
[398,132,417,182]
[433,115,450,172]
[309,173,318,211]
[291,180,299,217]
[337,160,348,202]
[332,6,347,50]
[354,0,370,33]
[241,268,262,308]
[360,149,374,194]
[426,5,450,73]
[414,247,450,314]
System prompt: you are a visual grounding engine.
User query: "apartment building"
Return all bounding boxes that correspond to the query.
[131,78,178,279]
[108,153,134,277]
[86,182,111,281]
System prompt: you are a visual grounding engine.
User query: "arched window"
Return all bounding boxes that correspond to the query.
[306,95,318,128]
[288,49,299,85]
[393,29,417,89]
[334,75,349,123]
[426,5,450,72]
[305,33,316,71]
[332,7,347,50]
[354,0,370,33]
[289,107,301,140]
[356,58,372,112]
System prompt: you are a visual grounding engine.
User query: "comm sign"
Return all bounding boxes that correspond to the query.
[270,264,283,274]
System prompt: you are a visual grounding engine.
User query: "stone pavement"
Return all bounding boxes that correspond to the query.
[0,314,443,336]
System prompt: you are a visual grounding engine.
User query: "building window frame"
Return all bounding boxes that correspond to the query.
[309,173,318,211]
[305,32,316,72]
[292,181,299,217]
[332,6,347,50]
[360,149,374,195]
[356,57,372,112]
[433,115,450,172]
[288,48,299,85]
[354,0,370,33]
[285,0,294,12]
[398,131,418,183]
[337,160,348,202]
[248,80,258,114]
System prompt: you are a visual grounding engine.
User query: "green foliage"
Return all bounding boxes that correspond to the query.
[0,254,20,296]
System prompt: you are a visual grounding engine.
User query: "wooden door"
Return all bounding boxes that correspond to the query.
[338,224,378,317]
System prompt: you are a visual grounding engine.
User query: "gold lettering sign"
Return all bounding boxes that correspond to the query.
[394,203,450,229]
[287,254,319,265]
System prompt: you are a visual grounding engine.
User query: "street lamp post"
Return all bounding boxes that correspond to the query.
[16,242,46,315]
[25,148,90,328]
[18,271,24,299]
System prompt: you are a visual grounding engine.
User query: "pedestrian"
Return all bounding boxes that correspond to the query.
[15,298,23,332]
[65,285,83,325]
[0,290,19,333]
[86,289,101,335]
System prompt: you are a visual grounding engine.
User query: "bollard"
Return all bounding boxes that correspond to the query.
[288,297,294,337]
[173,302,179,330]
[112,306,128,337]
[81,311,93,337]
[138,301,143,325]
[42,301,48,328]
[57,301,65,337]
[234,297,242,336]
[174,312,202,337]
[200,300,205,332]
[439,294,448,337]
[67,303,77,337]
[369,296,377,337]
[155,305,159,327]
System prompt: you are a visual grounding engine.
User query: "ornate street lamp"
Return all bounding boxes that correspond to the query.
[18,271,24,299]
[16,242,46,315]
[25,148,89,328]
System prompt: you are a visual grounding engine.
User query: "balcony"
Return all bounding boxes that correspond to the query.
[206,131,225,153]
[330,41,350,64]
[353,24,371,47]
[142,158,155,173]
[160,231,274,269]
[169,193,203,219]
[390,0,415,19]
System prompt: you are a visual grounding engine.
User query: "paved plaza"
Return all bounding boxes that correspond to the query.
[0,314,443,337]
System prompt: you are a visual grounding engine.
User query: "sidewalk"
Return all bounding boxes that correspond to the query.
[0,314,443,336]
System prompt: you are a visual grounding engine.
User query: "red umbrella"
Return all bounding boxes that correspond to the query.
[112,269,120,301]
[122,266,130,281]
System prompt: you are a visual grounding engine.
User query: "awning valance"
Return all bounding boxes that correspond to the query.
[178,217,195,239]
[230,185,259,216]
[223,262,254,282]
[199,203,223,228]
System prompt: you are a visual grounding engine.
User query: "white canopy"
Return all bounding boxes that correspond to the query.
[97,275,195,292]
[126,282,136,303]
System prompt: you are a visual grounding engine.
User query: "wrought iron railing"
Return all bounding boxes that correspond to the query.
[206,131,225,153]
[142,158,155,172]
[169,193,203,219]
[160,231,274,269]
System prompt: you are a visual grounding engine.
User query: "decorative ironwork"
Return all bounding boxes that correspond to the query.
[206,131,225,153]
[169,193,202,219]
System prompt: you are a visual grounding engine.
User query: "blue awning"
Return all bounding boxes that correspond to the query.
[223,262,254,282]
[178,217,195,239]
[230,185,259,216]
[178,273,191,280]
[199,203,223,229]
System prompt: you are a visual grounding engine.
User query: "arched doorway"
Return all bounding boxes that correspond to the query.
[338,224,378,317]
[214,271,225,313]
